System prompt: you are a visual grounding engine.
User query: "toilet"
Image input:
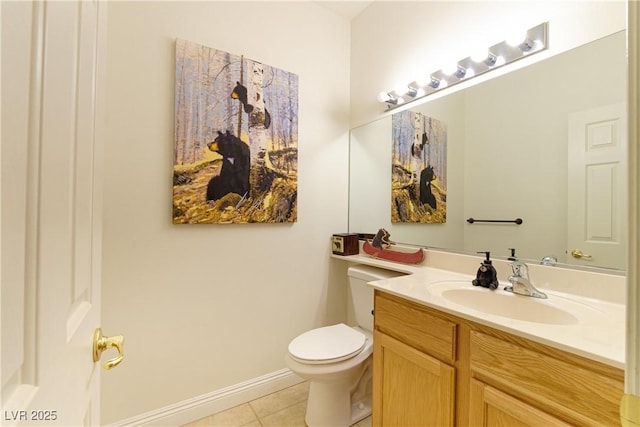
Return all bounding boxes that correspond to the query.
[285,265,404,427]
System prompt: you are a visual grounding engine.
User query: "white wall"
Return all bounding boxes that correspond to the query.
[102,2,351,423]
[351,1,627,127]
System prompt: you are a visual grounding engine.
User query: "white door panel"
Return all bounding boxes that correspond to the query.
[1,1,110,425]
[567,103,627,270]
[1,0,32,396]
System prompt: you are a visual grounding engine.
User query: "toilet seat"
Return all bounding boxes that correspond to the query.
[288,324,366,364]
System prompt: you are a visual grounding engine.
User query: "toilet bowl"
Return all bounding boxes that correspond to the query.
[285,265,404,427]
[286,324,373,427]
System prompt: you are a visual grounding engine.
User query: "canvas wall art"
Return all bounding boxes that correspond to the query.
[173,39,299,224]
[391,110,447,223]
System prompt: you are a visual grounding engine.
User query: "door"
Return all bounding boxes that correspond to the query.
[468,379,571,427]
[373,331,455,427]
[1,2,116,425]
[567,103,627,270]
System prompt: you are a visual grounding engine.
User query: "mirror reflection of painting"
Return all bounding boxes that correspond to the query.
[173,39,299,224]
[391,111,447,223]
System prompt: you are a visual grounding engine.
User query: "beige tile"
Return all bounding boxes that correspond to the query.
[259,400,307,427]
[182,403,259,427]
[240,419,262,427]
[354,415,372,427]
[249,381,310,418]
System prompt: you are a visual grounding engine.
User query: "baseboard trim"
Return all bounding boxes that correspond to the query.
[108,368,303,426]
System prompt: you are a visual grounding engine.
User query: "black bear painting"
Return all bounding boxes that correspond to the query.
[206,130,250,201]
[419,165,437,210]
[173,39,298,224]
[391,110,447,224]
[231,82,271,130]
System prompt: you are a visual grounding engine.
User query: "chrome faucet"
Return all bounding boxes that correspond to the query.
[504,260,547,299]
[540,255,558,266]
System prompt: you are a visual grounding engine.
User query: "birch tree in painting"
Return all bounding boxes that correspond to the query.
[391,110,447,224]
[172,39,299,224]
[410,112,424,185]
[248,61,267,162]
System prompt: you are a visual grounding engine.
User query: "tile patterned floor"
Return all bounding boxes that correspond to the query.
[182,381,372,427]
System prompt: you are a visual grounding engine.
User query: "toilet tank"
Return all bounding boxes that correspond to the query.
[348,265,405,332]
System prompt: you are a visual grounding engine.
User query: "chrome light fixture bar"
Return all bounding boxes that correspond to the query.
[379,22,548,111]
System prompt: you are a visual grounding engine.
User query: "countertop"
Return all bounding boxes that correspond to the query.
[332,251,626,369]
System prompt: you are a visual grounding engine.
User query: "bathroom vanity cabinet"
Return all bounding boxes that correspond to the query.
[373,291,457,426]
[372,291,624,427]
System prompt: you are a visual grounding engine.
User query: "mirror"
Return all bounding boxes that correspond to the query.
[349,30,627,271]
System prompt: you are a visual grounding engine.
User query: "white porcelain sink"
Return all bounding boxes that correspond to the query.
[427,280,602,325]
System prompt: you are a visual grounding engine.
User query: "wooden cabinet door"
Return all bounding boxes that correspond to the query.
[469,379,571,427]
[373,330,455,427]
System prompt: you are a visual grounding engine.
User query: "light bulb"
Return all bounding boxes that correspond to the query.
[442,63,459,76]
[393,84,408,97]
[471,49,489,63]
[524,39,541,52]
[377,91,391,103]
[406,85,419,97]
[506,32,527,47]
[415,76,430,87]
[429,77,448,89]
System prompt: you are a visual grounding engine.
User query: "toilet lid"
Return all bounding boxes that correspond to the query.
[288,324,366,364]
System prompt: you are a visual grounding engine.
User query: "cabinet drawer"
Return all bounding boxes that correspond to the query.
[470,330,623,426]
[374,292,457,363]
[469,378,572,427]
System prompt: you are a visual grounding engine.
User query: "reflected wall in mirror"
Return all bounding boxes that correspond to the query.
[349,31,627,271]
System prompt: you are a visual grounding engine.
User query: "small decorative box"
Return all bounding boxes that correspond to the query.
[332,233,359,256]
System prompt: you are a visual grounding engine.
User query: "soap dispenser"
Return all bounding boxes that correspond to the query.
[472,251,499,290]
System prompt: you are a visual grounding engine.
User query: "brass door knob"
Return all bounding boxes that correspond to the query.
[93,328,124,370]
[570,249,593,260]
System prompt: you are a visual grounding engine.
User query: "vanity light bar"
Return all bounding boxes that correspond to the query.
[379,22,549,110]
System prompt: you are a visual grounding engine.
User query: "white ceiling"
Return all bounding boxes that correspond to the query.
[313,1,374,20]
